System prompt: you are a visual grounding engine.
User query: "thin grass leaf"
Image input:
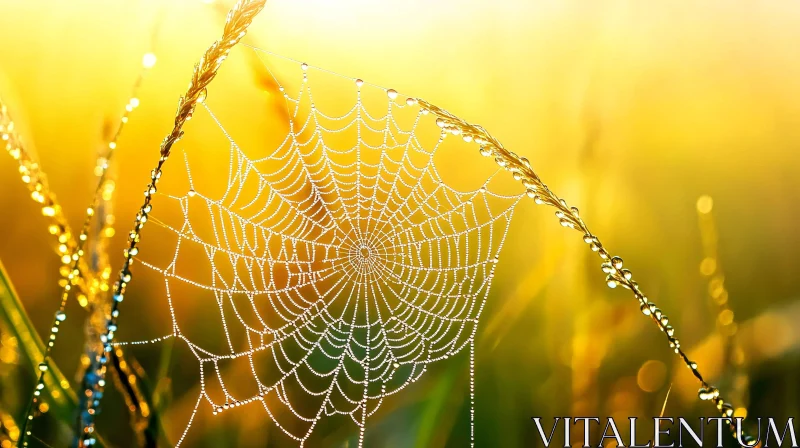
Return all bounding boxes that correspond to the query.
[414,366,460,447]
[659,383,673,418]
[0,259,76,418]
[0,260,117,447]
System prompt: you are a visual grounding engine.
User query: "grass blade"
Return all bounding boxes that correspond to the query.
[0,259,76,418]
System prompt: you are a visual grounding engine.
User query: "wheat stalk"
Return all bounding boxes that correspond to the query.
[12,15,166,445]
[75,0,267,445]
[0,101,95,303]
[14,96,148,447]
[418,99,753,443]
[74,11,168,445]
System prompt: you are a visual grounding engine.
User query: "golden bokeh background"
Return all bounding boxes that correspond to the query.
[1,0,799,446]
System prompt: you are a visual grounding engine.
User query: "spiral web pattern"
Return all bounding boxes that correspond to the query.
[120,47,523,445]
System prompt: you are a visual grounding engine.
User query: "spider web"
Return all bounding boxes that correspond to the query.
[118,45,523,446]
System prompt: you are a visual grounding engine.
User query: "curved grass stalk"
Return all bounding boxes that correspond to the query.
[74,10,169,446]
[14,14,166,446]
[15,97,139,445]
[2,91,163,446]
[0,100,94,305]
[696,196,749,417]
[82,0,267,445]
[419,99,753,443]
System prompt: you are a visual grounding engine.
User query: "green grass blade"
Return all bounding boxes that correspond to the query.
[0,259,76,420]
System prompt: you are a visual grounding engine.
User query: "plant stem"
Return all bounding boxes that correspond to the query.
[419,99,752,443]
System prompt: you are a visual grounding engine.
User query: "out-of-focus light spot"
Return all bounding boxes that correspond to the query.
[722,322,738,336]
[697,195,713,214]
[734,407,748,418]
[754,313,791,357]
[732,348,746,366]
[719,309,735,326]
[709,278,725,300]
[0,346,17,364]
[637,360,667,392]
[142,52,157,69]
[700,257,717,276]
[712,290,729,305]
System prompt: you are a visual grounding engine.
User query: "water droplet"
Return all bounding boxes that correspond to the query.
[479,146,492,157]
[301,62,308,71]
[698,387,718,401]
[188,189,196,197]
[55,311,66,322]
[355,78,364,87]
[640,303,652,316]
[38,362,48,372]
[387,89,398,100]
[611,256,623,269]
[197,88,207,104]
[406,97,417,106]
[436,118,446,128]
[721,403,734,417]
[393,362,400,369]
